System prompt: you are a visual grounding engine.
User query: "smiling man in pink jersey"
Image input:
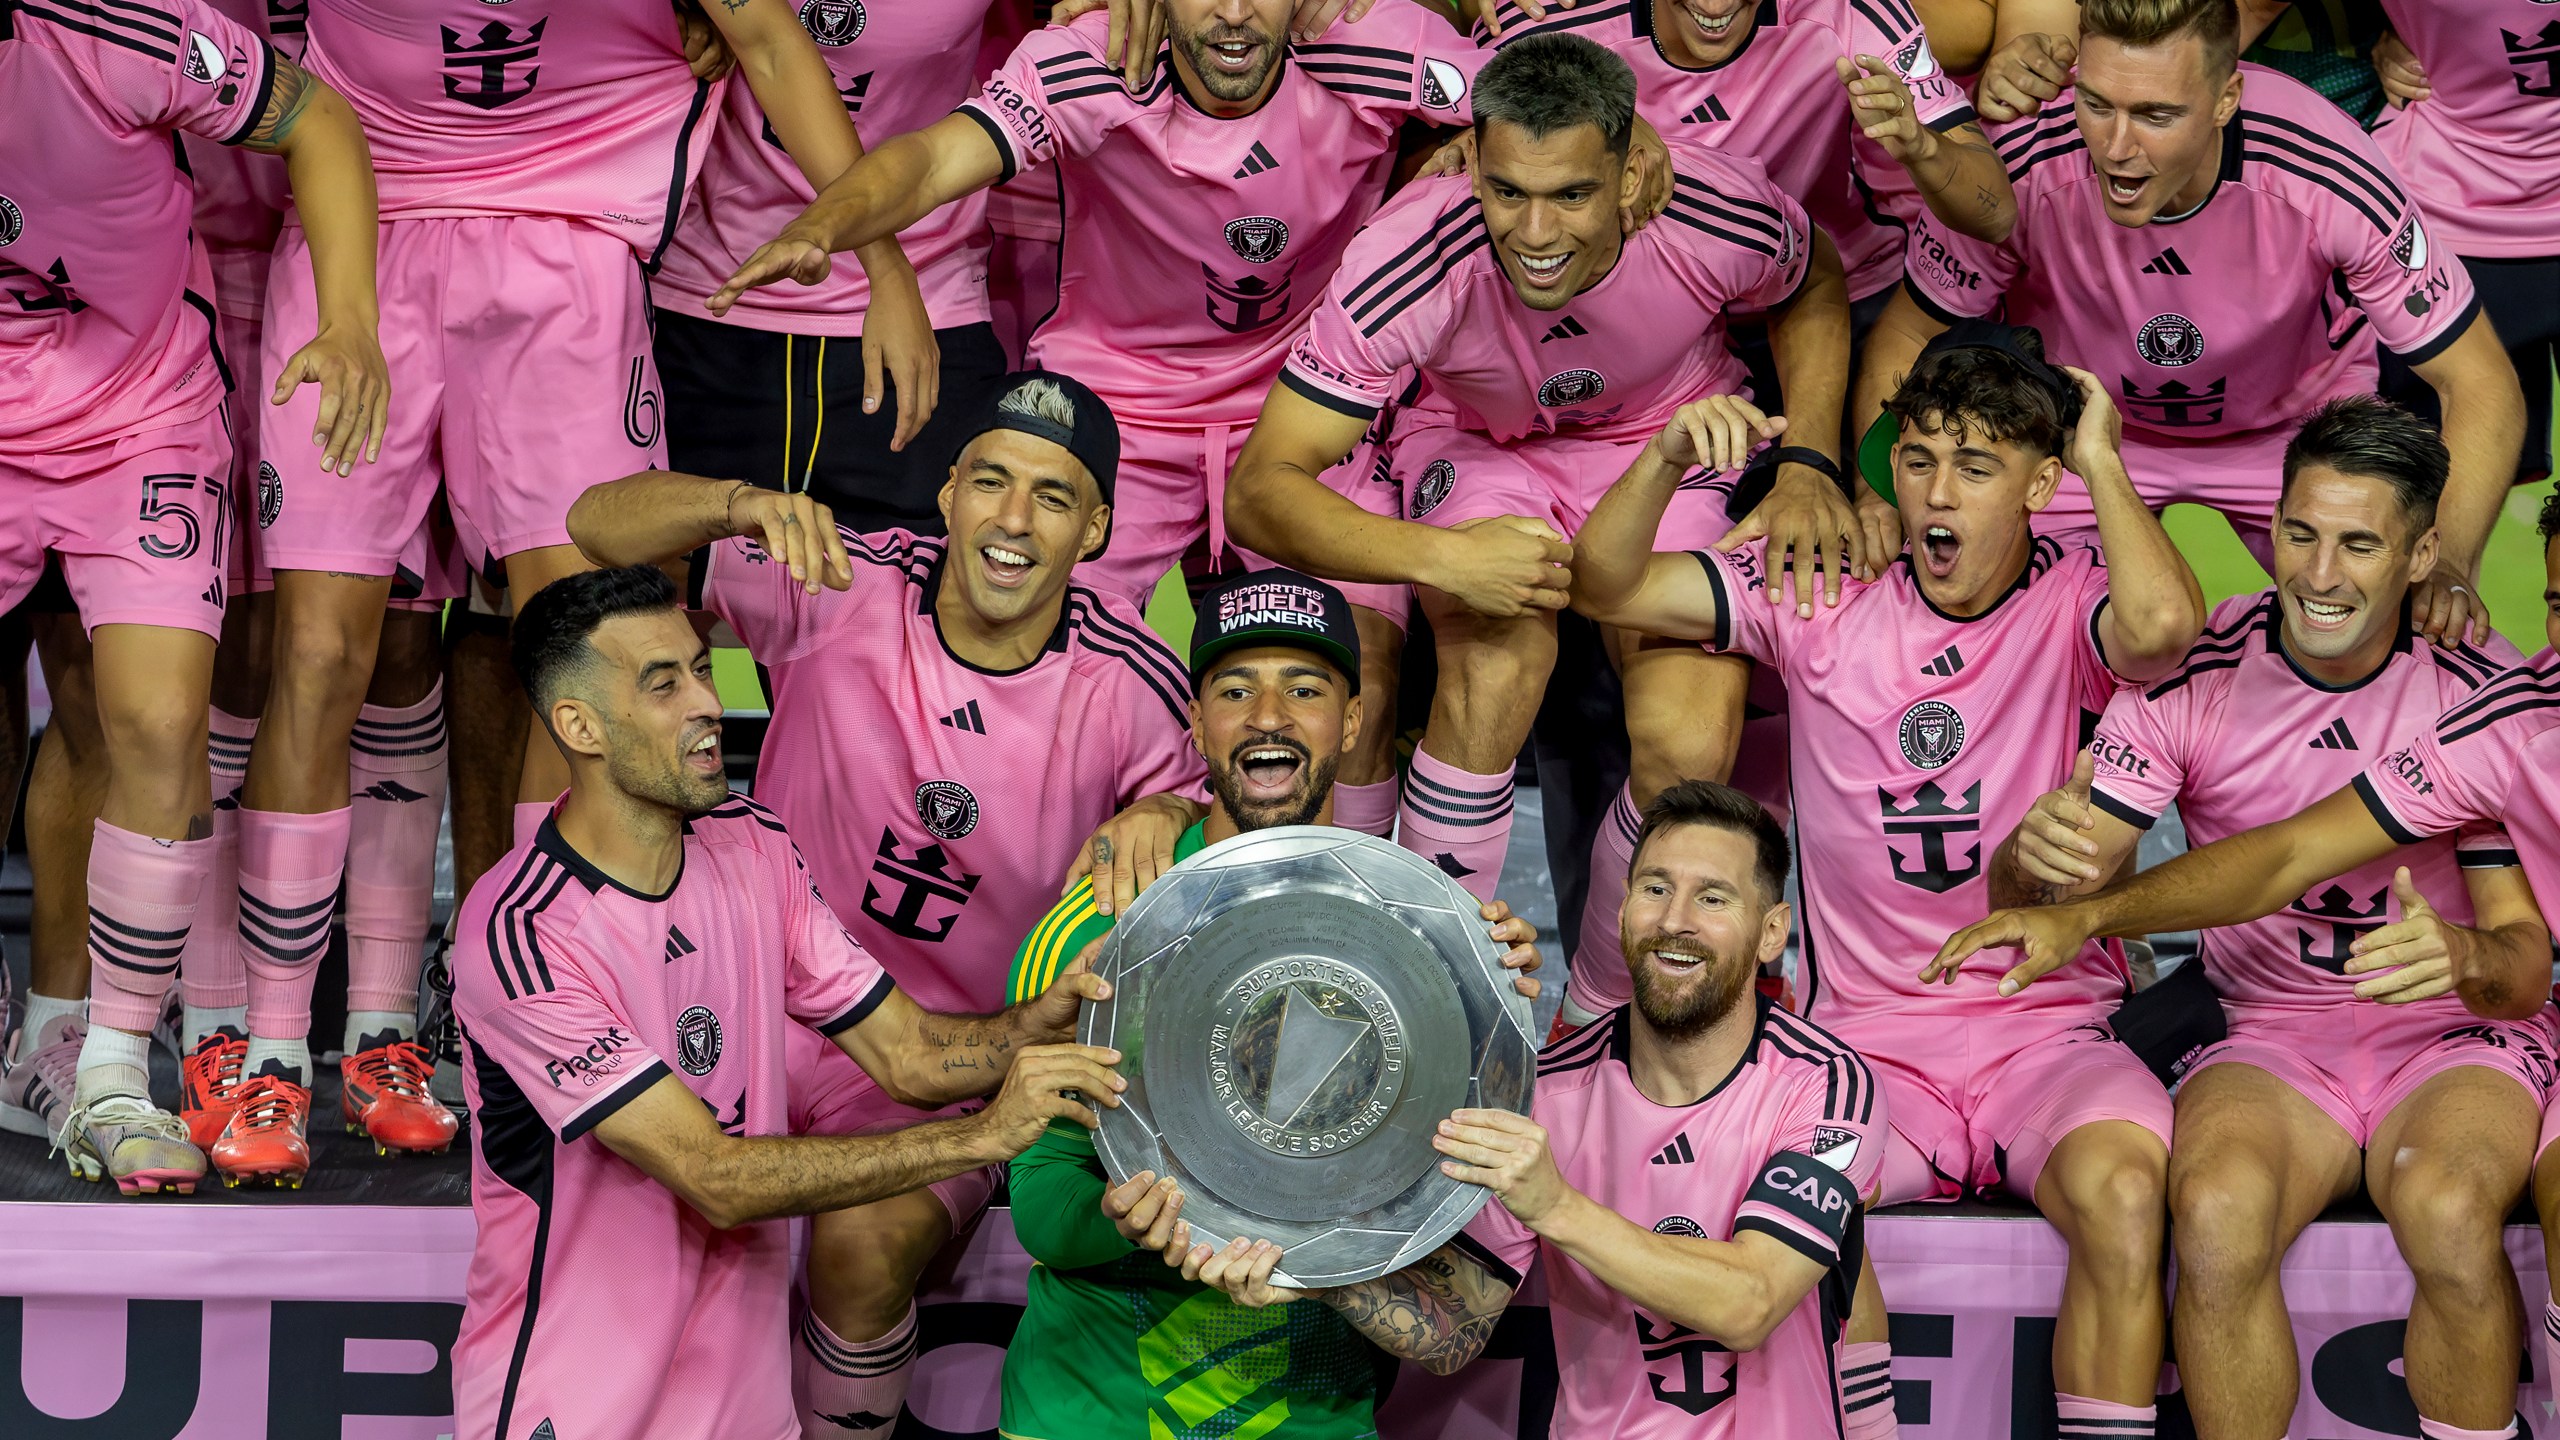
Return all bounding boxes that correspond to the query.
[0,0,387,1195]
[215,0,887,1190]
[706,0,1497,836]
[1152,779,1886,1437]
[1862,0,2525,647]
[1983,396,2552,1439]
[570,371,1206,1439]
[1231,34,1859,918]
[1577,326,2207,1436]
[450,564,1126,1440]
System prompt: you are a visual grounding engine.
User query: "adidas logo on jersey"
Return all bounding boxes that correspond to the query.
[1679,96,1731,124]
[2139,247,2192,276]
[1232,141,1280,179]
[528,1423,557,1440]
[1650,1133,1697,1165]
[665,926,698,964]
[2308,718,2358,751]
[1920,645,1965,677]
[358,780,431,804]
[1540,315,1589,343]
[937,699,987,734]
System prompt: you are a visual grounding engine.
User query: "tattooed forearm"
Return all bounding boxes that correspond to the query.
[243,54,319,153]
[1317,1248,1510,1376]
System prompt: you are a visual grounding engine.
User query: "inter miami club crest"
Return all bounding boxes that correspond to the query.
[1894,33,1941,80]
[1408,458,1456,518]
[2135,312,2204,367]
[2390,216,2429,271]
[1420,57,1468,109]
[1652,1216,1708,1239]
[914,779,979,841]
[257,462,283,528]
[1538,368,1606,408]
[798,0,864,45]
[0,196,20,248]
[674,1004,723,1076]
[1898,699,1966,769]
[1224,216,1289,265]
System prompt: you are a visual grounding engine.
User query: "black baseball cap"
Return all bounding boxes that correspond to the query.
[1855,320,2084,504]
[1189,569,1362,695]
[954,370,1122,552]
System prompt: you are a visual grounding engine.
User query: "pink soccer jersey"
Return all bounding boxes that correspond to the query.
[0,0,273,468]
[449,797,894,1440]
[2090,591,2522,1011]
[297,0,715,259]
[1457,1000,1884,1437]
[183,0,290,262]
[1478,0,1973,301]
[1906,66,2477,448]
[1697,538,2130,1022]
[2370,0,2560,259]
[1282,156,1810,445]
[654,0,996,334]
[958,1,1486,427]
[2360,650,2560,939]
[690,528,1207,1015]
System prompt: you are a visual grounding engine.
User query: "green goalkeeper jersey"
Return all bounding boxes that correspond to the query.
[999,821,1389,1440]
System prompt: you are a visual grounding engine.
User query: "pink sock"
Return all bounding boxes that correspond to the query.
[1331,776,1399,837]
[796,1304,916,1438]
[1570,784,1642,1015]
[84,822,216,1034]
[513,801,551,852]
[1840,1340,1897,1439]
[345,684,447,1015]
[178,707,257,1013]
[2545,1302,2560,1424]
[2055,1394,2154,1439]
[238,806,351,1041]
[2418,1421,2519,1439]
[1397,747,1512,903]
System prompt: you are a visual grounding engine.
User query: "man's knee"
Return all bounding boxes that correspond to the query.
[2388,1157,2520,1295]
[269,601,384,706]
[2047,1130,2169,1276]
[2167,1158,2289,1291]
[805,1194,955,1336]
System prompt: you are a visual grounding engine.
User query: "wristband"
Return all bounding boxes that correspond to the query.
[1768,446,1854,501]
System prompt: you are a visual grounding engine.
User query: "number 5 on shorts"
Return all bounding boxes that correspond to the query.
[137,473,204,561]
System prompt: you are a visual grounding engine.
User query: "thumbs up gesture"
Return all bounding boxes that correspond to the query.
[2013,750,2105,891]
[2344,867,2463,1004]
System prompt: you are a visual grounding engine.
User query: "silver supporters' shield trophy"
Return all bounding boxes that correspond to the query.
[1079,826,1539,1287]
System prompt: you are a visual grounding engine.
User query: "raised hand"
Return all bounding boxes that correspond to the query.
[2014,751,2104,890]
[729,486,852,595]
[1480,899,1541,1001]
[1019,946,1113,1042]
[974,1043,1125,1155]
[1657,394,1786,475]
[2344,866,2461,1004]
[1103,1169,1190,1252]
[1431,1108,1570,1225]
[1178,1236,1308,1308]
[1975,32,2075,124]
[1062,793,1205,914]
[2057,366,2125,484]
[1838,54,1935,167]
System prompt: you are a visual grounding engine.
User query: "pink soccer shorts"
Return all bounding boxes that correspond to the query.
[261,214,666,583]
[0,406,235,639]
[787,1026,999,1230]
[1384,421,1740,551]
[1849,1009,2174,1206]
[2196,999,2559,1150]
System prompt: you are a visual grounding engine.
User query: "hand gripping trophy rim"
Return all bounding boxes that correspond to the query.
[1078,826,1539,1288]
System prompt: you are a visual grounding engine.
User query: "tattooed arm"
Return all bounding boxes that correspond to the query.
[832,967,1113,1106]
[1317,1246,1517,1375]
[242,54,389,477]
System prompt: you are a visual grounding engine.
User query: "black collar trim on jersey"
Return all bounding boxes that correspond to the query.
[2150,113,2244,228]
[2270,592,2415,693]
[1632,0,1775,75]
[1900,534,2059,625]
[536,815,686,902]
[918,542,1074,677]
[1612,991,1770,1109]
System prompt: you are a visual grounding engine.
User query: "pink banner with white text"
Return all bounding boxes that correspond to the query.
[0,1203,2546,1437]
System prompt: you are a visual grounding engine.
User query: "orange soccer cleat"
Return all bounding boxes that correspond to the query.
[341,1039,459,1155]
[178,1031,249,1151]
[210,1074,313,1188]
